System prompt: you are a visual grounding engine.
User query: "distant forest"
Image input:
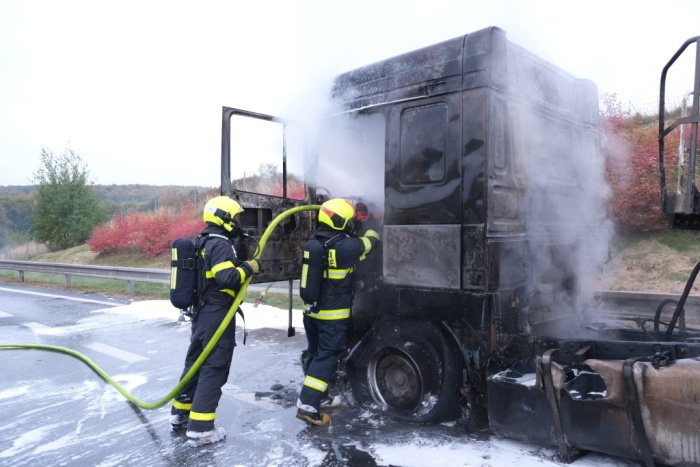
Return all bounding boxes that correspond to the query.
[0,184,217,246]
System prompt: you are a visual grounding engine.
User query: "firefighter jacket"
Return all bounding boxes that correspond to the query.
[300,225,380,320]
[197,224,254,309]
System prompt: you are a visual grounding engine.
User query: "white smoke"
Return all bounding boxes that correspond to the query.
[511,48,615,323]
[282,88,386,211]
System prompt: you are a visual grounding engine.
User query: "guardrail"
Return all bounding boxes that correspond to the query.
[0,260,298,296]
[0,260,170,295]
[593,289,700,325]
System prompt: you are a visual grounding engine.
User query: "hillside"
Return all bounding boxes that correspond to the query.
[0,185,218,250]
[0,184,216,212]
[31,244,170,269]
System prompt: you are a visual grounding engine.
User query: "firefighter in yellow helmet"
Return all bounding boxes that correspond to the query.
[296,198,381,426]
[171,196,262,445]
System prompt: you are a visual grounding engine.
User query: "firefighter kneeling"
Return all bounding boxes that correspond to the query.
[296,198,381,426]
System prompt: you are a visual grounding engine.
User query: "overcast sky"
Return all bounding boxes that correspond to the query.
[0,0,698,187]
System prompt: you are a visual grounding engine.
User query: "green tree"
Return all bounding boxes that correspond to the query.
[31,148,107,250]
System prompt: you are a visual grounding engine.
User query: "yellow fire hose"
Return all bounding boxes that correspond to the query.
[0,204,320,410]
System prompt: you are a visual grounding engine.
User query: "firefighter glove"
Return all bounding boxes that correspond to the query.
[245,259,262,274]
[304,302,319,315]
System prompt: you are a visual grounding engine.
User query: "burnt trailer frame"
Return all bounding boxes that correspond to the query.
[221,27,700,466]
[659,36,700,229]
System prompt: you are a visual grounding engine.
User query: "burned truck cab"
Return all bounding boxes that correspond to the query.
[334,25,610,425]
[222,27,700,466]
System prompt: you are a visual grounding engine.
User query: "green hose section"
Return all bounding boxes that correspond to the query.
[0,204,320,410]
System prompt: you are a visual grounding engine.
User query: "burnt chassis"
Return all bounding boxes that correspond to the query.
[489,331,700,466]
[486,265,700,466]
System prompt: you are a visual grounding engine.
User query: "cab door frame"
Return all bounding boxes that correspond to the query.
[221,106,290,197]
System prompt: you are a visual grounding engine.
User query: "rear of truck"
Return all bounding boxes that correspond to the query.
[480,32,700,466]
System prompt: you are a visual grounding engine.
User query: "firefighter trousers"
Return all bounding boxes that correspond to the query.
[299,314,349,411]
[172,305,237,432]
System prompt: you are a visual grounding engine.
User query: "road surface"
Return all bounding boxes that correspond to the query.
[0,283,641,466]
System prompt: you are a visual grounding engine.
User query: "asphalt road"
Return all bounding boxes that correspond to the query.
[0,284,432,466]
[0,284,641,467]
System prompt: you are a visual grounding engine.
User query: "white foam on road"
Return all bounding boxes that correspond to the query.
[92,300,181,321]
[0,385,30,400]
[89,299,307,331]
[0,310,12,318]
[240,302,306,330]
[371,435,640,467]
[32,434,74,455]
[0,424,60,459]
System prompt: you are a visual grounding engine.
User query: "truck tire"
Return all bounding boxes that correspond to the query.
[347,320,460,423]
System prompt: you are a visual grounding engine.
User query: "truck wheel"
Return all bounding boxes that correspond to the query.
[348,320,460,423]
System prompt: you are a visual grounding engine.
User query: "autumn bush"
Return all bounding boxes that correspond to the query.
[89,202,204,258]
[602,95,670,231]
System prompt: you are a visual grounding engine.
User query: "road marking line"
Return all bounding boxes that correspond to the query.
[0,287,122,307]
[22,321,66,335]
[0,311,12,318]
[83,342,148,363]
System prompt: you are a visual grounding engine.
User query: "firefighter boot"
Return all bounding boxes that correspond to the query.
[296,408,330,426]
[170,413,189,432]
[186,427,227,447]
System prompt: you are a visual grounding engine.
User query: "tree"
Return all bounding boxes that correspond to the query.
[31,148,107,250]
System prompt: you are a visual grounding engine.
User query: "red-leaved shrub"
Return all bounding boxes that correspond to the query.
[602,95,668,231]
[88,202,205,258]
[88,215,137,253]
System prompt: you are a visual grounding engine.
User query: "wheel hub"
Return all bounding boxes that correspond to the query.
[369,348,424,412]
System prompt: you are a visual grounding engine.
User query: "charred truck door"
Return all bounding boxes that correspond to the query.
[220,107,315,284]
